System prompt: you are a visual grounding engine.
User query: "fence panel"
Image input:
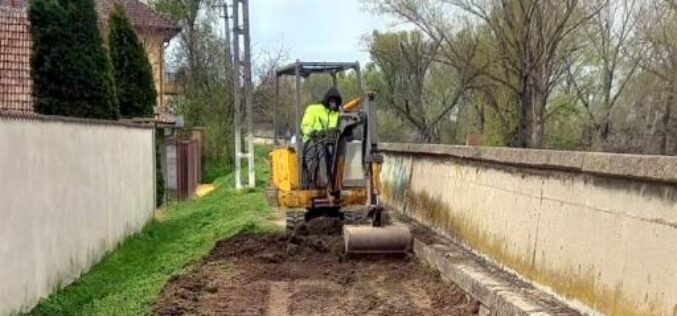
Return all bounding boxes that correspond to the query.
[175,138,202,200]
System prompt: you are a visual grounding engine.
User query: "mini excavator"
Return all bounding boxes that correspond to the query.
[266,61,412,256]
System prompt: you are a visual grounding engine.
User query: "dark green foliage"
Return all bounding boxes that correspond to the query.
[29,0,118,119]
[109,5,157,118]
[202,159,229,184]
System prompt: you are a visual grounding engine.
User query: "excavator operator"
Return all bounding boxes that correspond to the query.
[301,87,342,188]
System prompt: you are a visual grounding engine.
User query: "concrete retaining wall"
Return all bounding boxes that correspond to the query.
[379,143,677,316]
[0,114,156,315]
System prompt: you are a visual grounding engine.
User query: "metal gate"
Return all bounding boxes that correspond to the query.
[176,138,202,200]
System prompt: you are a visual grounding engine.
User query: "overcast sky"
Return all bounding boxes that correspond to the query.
[164,1,403,71]
[248,0,398,65]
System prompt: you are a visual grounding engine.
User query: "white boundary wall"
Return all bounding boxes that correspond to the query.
[0,114,156,315]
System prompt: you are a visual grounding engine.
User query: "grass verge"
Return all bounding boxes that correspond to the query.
[27,146,274,316]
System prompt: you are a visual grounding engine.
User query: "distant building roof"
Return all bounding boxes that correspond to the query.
[0,7,31,112]
[96,0,180,42]
[0,0,180,41]
[0,0,28,8]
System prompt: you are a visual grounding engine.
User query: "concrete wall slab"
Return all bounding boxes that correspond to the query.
[380,144,677,316]
[0,115,155,315]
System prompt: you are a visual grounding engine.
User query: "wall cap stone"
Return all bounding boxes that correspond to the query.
[379,143,677,184]
[0,110,156,129]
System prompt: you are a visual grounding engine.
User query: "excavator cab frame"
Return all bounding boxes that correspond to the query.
[268,61,410,255]
[273,61,364,184]
[269,61,380,218]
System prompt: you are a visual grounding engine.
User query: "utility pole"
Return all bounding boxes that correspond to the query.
[230,0,242,190]
[229,0,255,189]
[242,0,255,189]
[221,4,232,78]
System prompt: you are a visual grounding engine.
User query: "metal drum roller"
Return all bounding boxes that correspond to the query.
[343,225,412,255]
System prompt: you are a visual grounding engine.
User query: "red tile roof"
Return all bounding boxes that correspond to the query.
[0,1,179,120]
[96,0,180,42]
[0,0,180,41]
[0,7,31,112]
[0,0,28,8]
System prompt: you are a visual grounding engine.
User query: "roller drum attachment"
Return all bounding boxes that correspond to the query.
[343,225,412,255]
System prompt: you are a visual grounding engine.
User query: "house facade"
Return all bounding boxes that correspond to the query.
[0,4,30,112]
[0,0,180,120]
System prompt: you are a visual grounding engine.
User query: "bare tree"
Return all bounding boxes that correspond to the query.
[152,0,218,87]
[453,0,605,147]
[369,31,442,142]
[636,0,677,154]
[564,0,643,150]
[367,27,482,143]
[369,0,604,147]
[366,1,485,143]
[152,0,236,165]
[252,46,291,134]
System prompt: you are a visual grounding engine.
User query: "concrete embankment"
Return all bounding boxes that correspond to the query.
[379,143,677,316]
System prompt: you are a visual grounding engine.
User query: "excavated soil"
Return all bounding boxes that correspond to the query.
[153,218,479,316]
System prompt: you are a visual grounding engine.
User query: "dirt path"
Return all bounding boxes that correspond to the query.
[153,220,479,316]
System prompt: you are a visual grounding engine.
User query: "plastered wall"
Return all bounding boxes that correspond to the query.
[380,143,677,316]
[0,115,155,315]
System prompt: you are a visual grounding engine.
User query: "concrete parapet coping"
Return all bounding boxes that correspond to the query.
[406,221,583,316]
[379,143,677,184]
[0,110,155,129]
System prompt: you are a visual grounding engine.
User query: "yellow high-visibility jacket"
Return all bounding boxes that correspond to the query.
[301,104,339,142]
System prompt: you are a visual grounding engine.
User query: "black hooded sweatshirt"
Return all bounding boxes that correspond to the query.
[321,87,343,110]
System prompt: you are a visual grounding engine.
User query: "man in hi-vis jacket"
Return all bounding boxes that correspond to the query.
[300,87,342,188]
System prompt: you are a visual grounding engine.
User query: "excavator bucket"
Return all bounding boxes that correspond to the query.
[343,225,412,255]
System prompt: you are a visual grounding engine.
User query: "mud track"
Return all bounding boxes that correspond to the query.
[153,218,479,316]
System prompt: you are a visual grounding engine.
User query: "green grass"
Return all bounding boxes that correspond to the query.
[27,146,275,316]
[202,160,230,184]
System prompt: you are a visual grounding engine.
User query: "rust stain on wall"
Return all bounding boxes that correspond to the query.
[380,178,668,316]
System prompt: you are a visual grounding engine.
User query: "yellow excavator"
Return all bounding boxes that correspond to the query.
[266,61,411,255]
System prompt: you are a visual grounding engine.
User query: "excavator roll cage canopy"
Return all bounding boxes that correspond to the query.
[275,61,361,79]
[272,61,365,184]
[272,61,362,144]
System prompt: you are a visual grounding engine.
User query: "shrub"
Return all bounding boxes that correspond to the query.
[109,5,157,119]
[29,0,118,119]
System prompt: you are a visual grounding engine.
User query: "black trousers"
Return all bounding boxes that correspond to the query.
[303,139,333,189]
